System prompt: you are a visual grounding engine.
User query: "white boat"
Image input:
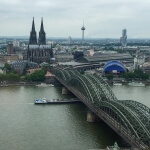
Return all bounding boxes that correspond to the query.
[34,98,47,104]
[36,83,54,87]
[113,82,122,86]
[128,82,145,87]
[34,98,80,104]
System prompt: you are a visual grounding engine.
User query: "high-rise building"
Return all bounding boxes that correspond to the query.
[27,18,53,64]
[7,43,15,54]
[81,23,85,45]
[120,29,127,47]
[68,36,72,45]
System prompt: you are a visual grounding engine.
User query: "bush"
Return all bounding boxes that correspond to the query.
[122,69,149,80]
[106,74,113,80]
[6,73,20,82]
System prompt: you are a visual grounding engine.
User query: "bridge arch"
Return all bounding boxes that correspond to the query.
[56,69,150,148]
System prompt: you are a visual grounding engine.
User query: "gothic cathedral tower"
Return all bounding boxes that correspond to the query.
[38,18,46,45]
[29,17,37,44]
[27,17,53,64]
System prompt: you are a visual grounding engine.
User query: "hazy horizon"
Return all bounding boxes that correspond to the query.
[1,36,150,41]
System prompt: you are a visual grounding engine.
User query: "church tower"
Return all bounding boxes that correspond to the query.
[28,17,53,64]
[38,18,46,45]
[29,17,37,44]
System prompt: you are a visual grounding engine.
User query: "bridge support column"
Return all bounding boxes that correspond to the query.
[62,87,70,94]
[87,111,101,122]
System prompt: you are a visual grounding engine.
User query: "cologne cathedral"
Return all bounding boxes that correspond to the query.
[27,18,53,64]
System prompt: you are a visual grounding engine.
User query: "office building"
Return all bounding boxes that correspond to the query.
[120,29,127,47]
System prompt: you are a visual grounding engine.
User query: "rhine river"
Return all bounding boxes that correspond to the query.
[0,84,150,150]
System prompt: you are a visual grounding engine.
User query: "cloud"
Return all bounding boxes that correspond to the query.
[0,0,150,38]
[0,0,20,4]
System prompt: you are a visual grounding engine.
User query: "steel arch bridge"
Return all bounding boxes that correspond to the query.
[55,69,150,149]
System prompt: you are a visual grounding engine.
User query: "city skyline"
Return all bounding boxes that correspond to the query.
[1,0,150,38]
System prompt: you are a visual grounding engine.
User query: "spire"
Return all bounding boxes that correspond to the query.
[29,17,37,45]
[40,17,44,32]
[38,17,46,45]
[32,17,36,32]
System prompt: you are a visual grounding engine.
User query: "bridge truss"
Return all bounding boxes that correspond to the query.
[56,69,150,149]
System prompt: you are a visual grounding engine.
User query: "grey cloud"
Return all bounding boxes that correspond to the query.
[0,0,150,38]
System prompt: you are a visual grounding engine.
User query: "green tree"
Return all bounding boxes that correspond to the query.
[6,73,20,82]
[24,74,32,81]
[4,63,12,73]
[41,65,49,74]
[122,69,149,80]
[141,72,149,80]
[31,70,45,81]
[24,70,46,82]
[0,73,5,82]
[106,74,113,80]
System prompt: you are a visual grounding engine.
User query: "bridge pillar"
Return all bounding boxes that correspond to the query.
[62,87,70,94]
[87,111,101,122]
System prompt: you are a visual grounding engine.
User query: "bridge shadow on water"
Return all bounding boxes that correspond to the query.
[64,102,131,149]
[52,84,131,148]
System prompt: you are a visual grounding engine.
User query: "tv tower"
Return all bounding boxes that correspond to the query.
[81,23,85,45]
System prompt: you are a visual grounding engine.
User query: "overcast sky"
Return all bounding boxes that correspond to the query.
[0,0,150,39]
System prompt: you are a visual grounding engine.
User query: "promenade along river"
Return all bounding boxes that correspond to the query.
[0,84,149,150]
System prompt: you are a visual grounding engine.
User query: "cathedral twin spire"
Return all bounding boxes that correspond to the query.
[29,17,46,45]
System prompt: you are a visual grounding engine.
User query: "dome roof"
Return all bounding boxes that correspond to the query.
[104,60,126,73]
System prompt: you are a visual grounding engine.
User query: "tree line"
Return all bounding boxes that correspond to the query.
[0,63,47,83]
[106,69,149,80]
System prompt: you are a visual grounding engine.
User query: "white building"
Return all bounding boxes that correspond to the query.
[134,52,145,69]
[13,40,20,47]
[83,49,94,56]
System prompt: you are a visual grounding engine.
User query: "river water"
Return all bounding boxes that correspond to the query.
[0,84,149,150]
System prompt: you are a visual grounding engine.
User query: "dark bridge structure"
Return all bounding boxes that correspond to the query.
[55,69,150,149]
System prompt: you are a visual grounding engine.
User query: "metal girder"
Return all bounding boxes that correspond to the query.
[87,74,118,101]
[119,100,150,141]
[112,101,150,140]
[68,74,95,103]
[55,69,150,148]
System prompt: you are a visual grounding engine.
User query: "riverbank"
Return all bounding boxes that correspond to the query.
[107,78,150,86]
[0,81,61,87]
[1,79,150,87]
[0,82,37,87]
[0,76,60,87]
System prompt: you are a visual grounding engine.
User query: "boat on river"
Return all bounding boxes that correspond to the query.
[36,83,54,87]
[34,98,80,104]
[128,82,145,87]
[34,98,47,104]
